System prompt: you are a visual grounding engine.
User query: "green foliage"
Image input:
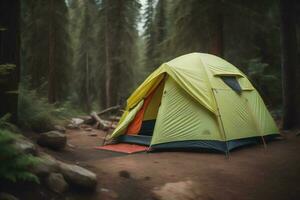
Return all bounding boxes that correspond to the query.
[0,64,16,86]
[245,58,280,106]
[246,58,277,84]
[18,84,84,132]
[0,113,19,132]
[0,116,39,183]
[54,100,85,119]
[0,64,15,76]
[18,86,60,132]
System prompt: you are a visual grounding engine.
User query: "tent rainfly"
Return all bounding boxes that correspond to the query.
[110,53,279,153]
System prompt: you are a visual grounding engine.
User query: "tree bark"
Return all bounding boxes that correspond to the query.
[0,0,20,122]
[280,0,299,129]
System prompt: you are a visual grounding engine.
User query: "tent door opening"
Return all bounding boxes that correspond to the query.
[119,78,165,145]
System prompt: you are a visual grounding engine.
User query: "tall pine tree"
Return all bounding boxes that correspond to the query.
[144,0,167,70]
[22,0,71,103]
[71,0,98,112]
[280,0,300,129]
[98,0,140,108]
[143,0,155,70]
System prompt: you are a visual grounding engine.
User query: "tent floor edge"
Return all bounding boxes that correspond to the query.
[117,135,152,146]
[149,134,279,153]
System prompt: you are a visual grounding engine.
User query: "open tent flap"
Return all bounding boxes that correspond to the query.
[125,79,164,136]
[126,92,155,135]
[111,77,165,140]
[110,100,144,138]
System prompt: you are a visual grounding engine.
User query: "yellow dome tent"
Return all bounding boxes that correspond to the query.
[110,53,279,152]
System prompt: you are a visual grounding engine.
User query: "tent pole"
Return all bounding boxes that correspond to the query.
[211,88,230,158]
[219,113,230,158]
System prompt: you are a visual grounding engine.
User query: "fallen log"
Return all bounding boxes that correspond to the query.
[90,112,110,130]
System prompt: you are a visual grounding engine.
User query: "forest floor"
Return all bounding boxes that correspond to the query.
[40,128,300,200]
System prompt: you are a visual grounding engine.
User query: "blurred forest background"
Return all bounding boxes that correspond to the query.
[0,0,299,186]
[20,0,293,110]
[1,0,300,131]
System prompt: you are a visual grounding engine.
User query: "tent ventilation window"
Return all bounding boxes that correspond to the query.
[221,76,242,94]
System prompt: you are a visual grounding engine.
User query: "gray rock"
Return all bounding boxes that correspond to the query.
[46,173,68,194]
[37,131,66,150]
[79,115,95,125]
[58,162,97,190]
[13,136,37,155]
[66,124,79,129]
[0,193,19,200]
[71,118,84,126]
[31,153,59,177]
[54,125,66,133]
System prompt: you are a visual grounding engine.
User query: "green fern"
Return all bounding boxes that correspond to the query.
[0,116,40,183]
[0,113,19,132]
[18,87,60,132]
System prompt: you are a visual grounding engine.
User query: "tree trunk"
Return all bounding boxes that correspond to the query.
[210,12,224,57]
[0,0,20,122]
[280,0,299,129]
[104,3,112,108]
[85,52,91,112]
[48,0,56,103]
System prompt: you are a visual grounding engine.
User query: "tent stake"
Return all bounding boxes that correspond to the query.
[102,119,114,146]
[261,136,267,150]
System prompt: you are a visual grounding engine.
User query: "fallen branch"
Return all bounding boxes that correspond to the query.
[109,116,121,121]
[97,105,121,116]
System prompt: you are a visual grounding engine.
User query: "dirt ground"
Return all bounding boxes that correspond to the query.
[46,128,300,200]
